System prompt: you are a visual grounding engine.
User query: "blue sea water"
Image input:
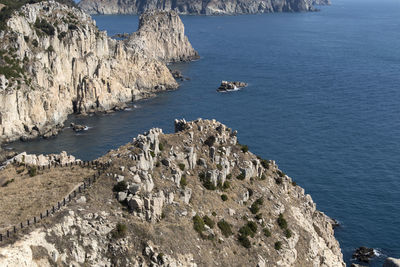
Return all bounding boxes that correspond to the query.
[9,0,400,265]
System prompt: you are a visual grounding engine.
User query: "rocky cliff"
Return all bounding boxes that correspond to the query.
[0,1,197,142]
[78,0,331,15]
[0,119,345,266]
[126,11,199,62]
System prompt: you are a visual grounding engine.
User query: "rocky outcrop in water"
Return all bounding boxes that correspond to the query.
[0,1,197,143]
[0,119,344,266]
[217,81,248,92]
[126,11,199,63]
[79,0,330,15]
[384,257,400,267]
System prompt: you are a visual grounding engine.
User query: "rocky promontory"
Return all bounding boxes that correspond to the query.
[0,119,345,266]
[79,0,331,15]
[0,1,197,142]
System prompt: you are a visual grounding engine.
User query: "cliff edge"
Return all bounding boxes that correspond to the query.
[0,1,198,142]
[78,0,331,15]
[0,119,344,266]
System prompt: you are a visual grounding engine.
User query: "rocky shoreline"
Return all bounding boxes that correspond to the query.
[0,1,197,143]
[79,0,331,15]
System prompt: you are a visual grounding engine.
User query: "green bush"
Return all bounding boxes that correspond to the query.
[34,18,55,36]
[178,163,185,171]
[238,234,251,248]
[277,170,286,177]
[274,241,282,250]
[275,177,283,185]
[221,194,228,201]
[247,221,257,233]
[284,229,292,238]
[260,159,270,169]
[29,166,37,177]
[193,215,205,233]
[226,173,232,179]
[212,211,217,216]
[263,228,271,237]
[203,215,215,228]
[292,181,297,186]
[150,151,155,157]
[239,224,255,238]
[113,181,127,192]
[159,143,164,151]
[217,220,233,237]
[236,172,245,180]
[112,223,127,239]
[200,173,216,190]
[222,181,230,190]
[255,197,264,206]
[204,135,216,147]
[216,164,222,171]
[2,178,14,187]
[250,202,260,214]
[255,213,263,220]
[277,214,288,229]
[180,175,187,188]
[241,145,249,153]
[46,45,54,53]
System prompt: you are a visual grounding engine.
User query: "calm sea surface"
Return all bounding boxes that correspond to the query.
[10,0,400,265]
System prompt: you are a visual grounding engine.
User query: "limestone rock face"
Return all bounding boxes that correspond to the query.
[79,0,330,15]
[0,119,344,266]
[0,2,197,142]
[127,11,199,63]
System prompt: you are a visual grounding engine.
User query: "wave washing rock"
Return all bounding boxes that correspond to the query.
[217,81,248,92]
[0,119,344,266]
[79,0,331,15]
[0,1,197,142]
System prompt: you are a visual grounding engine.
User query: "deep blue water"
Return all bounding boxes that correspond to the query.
[9,0,400,265]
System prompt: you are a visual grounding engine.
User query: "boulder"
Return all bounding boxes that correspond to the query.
[217,81,248,92]
[70,123,87,132]
[352,247,375,263]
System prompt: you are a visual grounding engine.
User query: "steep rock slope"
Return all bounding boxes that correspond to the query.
[78,0,331,15]
[0,1,197,142]
[126,11,199,63]
[0,119,344,266]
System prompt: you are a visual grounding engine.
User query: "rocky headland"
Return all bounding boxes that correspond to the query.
[78,0,331,15]
[0,119,345,266]
[0,1,197,143]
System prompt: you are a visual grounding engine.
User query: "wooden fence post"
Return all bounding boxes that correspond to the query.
[27,219,29,226]
[20,222,23,229]
[34,217,36,224]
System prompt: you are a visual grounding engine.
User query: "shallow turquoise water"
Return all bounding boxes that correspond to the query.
[10,0,400,265]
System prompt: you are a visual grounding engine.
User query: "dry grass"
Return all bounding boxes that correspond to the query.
[0,164,95,231]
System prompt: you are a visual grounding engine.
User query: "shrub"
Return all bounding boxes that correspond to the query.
[226,174,232,179]
[2,178,14,187]
[217,220,233,237]
[159,143,164,151]
[46,45,55,53]
[255,213,263,220]
[284,229,292,238]
[263,228,271,237]
[68,24,78,31]
[34,19,55,36]
[178,163,185,171]
[236,172,245,180]
[255,197,264,206]
[58,31,67,40]
[250,202,260,214]
[180,175,187,189]
[241,145,249,153]
[239,224,255,238]
[113,181,127,192]
[193,215,205,233]
[29,166,37,177]
[199,172,206,180]
[212,211,217,216]
[112,223,127,239]
[247,221,258,233]
[150,151,155,157]
[274,241,282,250]
[203,215,215,228]
[275,177,283,185]
[23,35,29,42]
[261,174,267,180]
[222,181,230,190]
[32,39,39,48]
[260,159,270,169]
[221,194,228,201]
[277,214,288,229]
[248,188,254,197]
[277,170,286,177]
[216,164,222,171]
[204,135,216,147]
[292,181,297,186]
[200,173,216,190]
[238,234,251,248]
